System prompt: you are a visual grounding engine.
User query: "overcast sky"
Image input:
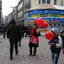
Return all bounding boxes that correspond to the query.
[2,0,20,17]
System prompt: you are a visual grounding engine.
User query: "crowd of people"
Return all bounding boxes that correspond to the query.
[0,18,64,64]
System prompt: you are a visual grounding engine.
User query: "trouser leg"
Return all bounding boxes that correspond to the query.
[15,42,18,55]
[29,47,32,55]
[19,40,21,47]
[53,53,60,64]
[33,47,37,56]
[10,42,14,59]
[3,32,5,38]
[52,53,54,63]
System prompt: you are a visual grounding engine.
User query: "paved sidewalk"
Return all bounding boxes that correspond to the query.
[0,35,64,64]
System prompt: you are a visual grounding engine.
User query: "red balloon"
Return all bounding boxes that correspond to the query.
[62,49,64,54]
[42,22,48,28]
[37,19,44,27]
[34,19,38,24]
[45,31,55,40]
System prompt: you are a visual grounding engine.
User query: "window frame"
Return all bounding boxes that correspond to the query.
[38,0,51,4]
[54,0,57,5]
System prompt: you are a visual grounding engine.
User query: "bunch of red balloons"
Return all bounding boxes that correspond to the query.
[34,18,48,28]
[34,19,55,40]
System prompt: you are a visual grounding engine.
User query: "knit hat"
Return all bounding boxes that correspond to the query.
[51,28,59,36]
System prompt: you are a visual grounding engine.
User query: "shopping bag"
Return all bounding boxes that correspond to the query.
[29,36,38,44]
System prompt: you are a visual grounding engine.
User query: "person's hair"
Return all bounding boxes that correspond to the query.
[33,24,37,26]
[10,18,16,24]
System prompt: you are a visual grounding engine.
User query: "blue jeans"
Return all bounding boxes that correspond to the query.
[52,53,60,64]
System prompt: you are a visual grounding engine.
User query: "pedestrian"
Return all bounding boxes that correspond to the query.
[48,28,62,64]
[24,25,28,37]
[2,24,7,39]
[21,24,25,38]
[28,24,40,56]
[18,23,23,47]
[7,19,21,60]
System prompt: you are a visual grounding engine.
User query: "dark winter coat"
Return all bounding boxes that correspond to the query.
[29,28,40,47]
[7,24,21,42]
[49,36,61,54]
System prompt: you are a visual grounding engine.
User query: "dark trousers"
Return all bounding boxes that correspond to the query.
[29,47,37,55]
[18,40,21,47]
[3,32,6,38]
[10,41,18,58]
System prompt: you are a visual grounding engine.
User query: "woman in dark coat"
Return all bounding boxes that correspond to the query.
[29,24,40,56]
[7,19,21,60]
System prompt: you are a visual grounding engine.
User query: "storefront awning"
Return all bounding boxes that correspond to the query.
[28,4,56,11]
[53,5,64,10]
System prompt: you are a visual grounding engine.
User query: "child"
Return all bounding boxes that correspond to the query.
[48,28,62,64]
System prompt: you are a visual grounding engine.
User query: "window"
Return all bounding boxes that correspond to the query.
[42,0,45,4]
[38,0,51,4]
[61,0,64,6]
[47,0,50,4]
[54,0,57,5]
[18,2,23,10]
[39,0,41,4]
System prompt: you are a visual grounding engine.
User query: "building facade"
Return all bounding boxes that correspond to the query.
[4,0,64,26]
[31,0,64,8]
[17,0,31,25]
[24,0,64,34]
[13,6,18,21]
[17,0,24,24]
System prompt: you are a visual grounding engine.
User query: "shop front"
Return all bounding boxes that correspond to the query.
[24,4,64,35]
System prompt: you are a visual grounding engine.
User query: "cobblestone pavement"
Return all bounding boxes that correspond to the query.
[0,35,64,64]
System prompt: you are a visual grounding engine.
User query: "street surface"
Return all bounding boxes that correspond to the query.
[0,35,64,64]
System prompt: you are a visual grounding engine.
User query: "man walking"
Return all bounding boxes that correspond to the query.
[7,19,21,60]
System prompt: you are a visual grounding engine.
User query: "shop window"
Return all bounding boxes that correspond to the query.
[40,13,49,17]
[61,0,64,6]
[42,0,46,4]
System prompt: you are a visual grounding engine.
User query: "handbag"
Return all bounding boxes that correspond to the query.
[29,36,38,44]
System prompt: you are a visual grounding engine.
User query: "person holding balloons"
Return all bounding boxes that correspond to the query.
[48,28,62,64]
[28,24,40,56]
